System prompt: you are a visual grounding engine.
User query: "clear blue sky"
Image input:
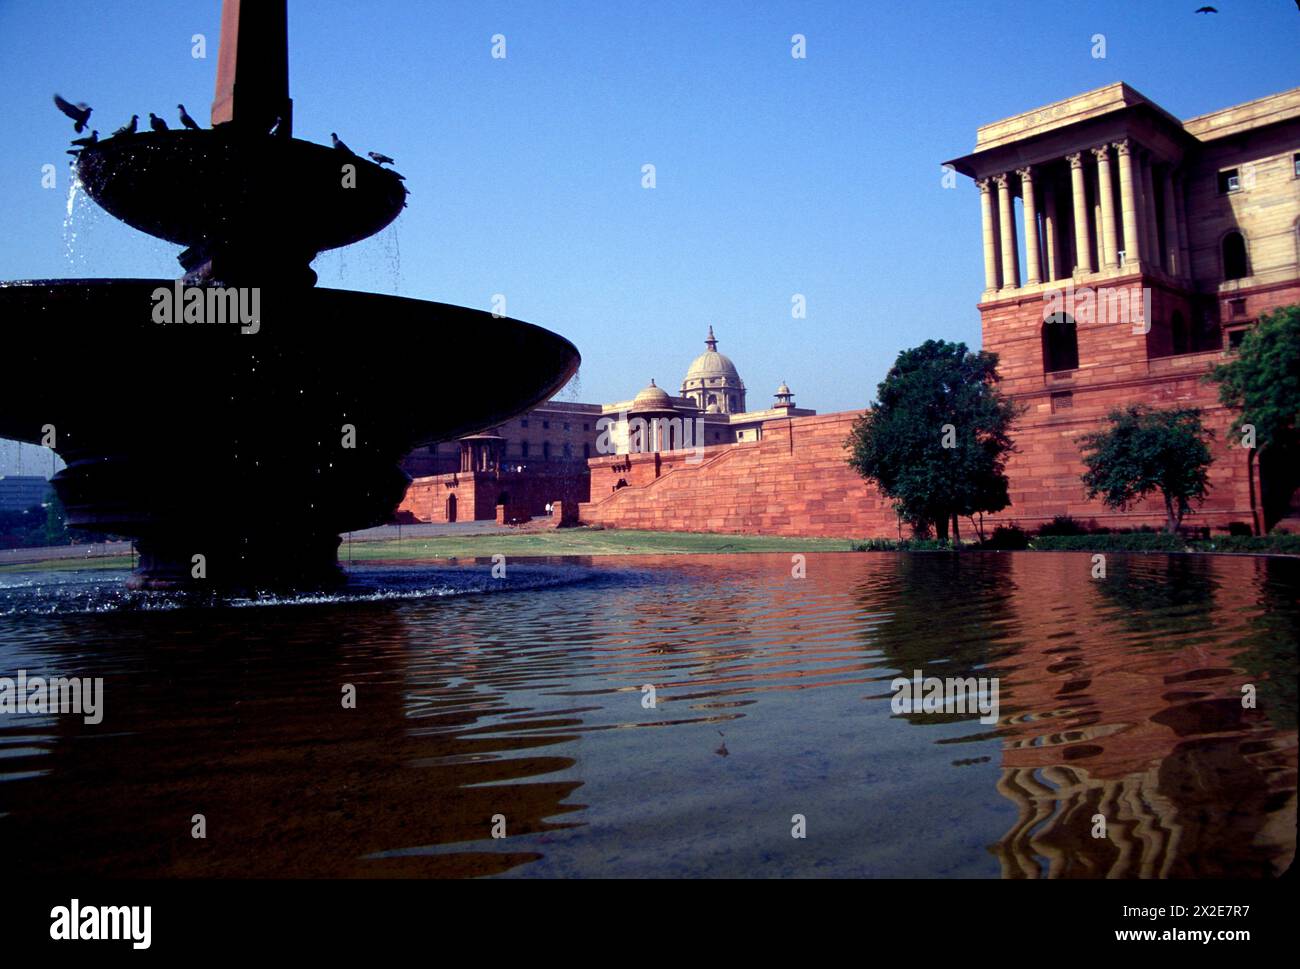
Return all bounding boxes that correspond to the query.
[2,0,1298,476]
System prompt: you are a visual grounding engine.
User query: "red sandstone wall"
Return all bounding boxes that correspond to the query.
[396,465,591,523]
[580,413,899,538]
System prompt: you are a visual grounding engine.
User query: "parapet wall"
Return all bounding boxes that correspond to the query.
[579,399,1263,539]
[579,412,898,537]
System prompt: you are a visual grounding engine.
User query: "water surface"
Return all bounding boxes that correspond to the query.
[0,552,1294,878]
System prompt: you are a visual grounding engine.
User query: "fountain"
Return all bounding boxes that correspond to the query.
[0,1,579,590]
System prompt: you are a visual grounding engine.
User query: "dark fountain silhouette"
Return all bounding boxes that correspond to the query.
[0,1,579,590]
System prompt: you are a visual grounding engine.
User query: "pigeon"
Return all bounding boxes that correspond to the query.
[331,132,356,155]
[53,94,93,133]
[1194,5,1217,11]
[149,113,168,132]
[70,130,99,147]
[177,104,200,130]
[111,115,138,138]
[367,151,395,166]
[270,115,287,137]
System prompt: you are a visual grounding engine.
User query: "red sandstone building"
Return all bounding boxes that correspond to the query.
[396,328,813,524]
[404,83,1300,538]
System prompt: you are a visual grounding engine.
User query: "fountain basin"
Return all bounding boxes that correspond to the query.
[0,279,580,587]
[75,130,407,268]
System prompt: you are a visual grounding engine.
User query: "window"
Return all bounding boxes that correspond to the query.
[1170,311,1190,355]
[728,395,736,410]
[520,419,529,428]
[563,443,572,458]
[1050,391,1072,413]
[708,394,717,406]
[1042,313,1079,373]
[1293,153,1300,177]
[1228,298,1247,319]
[583,423,589,431]
[521,441,529,457]
[1226,325,1251,350]
[542,420,550,429]
[564,422,570,431]
[583,443,590,458]
[1222,231,1248,280]
[1217,169,1240,194]
[543,442,550,459]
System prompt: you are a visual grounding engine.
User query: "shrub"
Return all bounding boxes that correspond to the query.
[981,524,1031,550]
[1036,515,1089,536]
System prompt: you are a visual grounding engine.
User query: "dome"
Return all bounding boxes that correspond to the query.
[631,378,673,411]
[775,382,791,396]
[681,326,747,414]
[683,326,742,385]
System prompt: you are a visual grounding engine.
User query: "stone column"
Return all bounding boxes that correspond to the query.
[1092,144,1118,269]
[1141,153,1160,268]
[1173,170,1190,278]
[1161,167,1180,276]
[995,173,1019,289]
[1067,153,1093,274]
[1043,180,1059,281]
[1115,139,1141,270]
[1018,167,1042,285]
[976,177,1000,291]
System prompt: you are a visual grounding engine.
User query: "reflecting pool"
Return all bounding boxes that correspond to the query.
[0,552,1294,877]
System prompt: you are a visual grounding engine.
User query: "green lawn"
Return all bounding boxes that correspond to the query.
[0,528,856,575]
[341,527,856,561]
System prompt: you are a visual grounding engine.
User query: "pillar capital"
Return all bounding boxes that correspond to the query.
[1016,165,1034,182]
[992,172,1010,189]
[1113,138,1132,156]
[975,176,993,194]
[1090,144,1111,162]
[1066,152,1085,170]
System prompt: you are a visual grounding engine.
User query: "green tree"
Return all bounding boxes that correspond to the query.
[1078,406,1213,533]
[1207,304,1300,533]
[845,340,1020,541]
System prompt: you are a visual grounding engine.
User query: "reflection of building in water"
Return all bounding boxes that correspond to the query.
[986,555,1296,878]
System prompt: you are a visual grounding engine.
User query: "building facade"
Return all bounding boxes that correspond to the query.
[397,328,813,523]
[579,83,1300,539]
[944,82,1300,533]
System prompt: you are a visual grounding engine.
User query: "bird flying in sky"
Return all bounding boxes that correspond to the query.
[53,94,92,133]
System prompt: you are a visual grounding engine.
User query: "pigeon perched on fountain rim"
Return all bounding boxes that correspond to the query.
[53,94,93,133]
[177,104,201,130]
[111,115,139,138]
[149,113,169,132]
[331,132,357,155]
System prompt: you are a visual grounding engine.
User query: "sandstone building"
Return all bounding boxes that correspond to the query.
[401,82,1300,537]
[396,328,813,523]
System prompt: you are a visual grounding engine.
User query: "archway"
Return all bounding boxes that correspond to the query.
[446,493,457,523]
[1042,312,1079,373]
[1222,231,1248,280]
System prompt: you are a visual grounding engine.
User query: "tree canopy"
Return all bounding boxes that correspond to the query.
[1208,304,1300,450]
[1078,405,1213,533]
[845,340,1019,540]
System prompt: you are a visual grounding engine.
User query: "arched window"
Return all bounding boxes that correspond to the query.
[1222,231,1248,280]
[1171,310,1189,355]
[1042,312,1079,373]
[728,395,736,411]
